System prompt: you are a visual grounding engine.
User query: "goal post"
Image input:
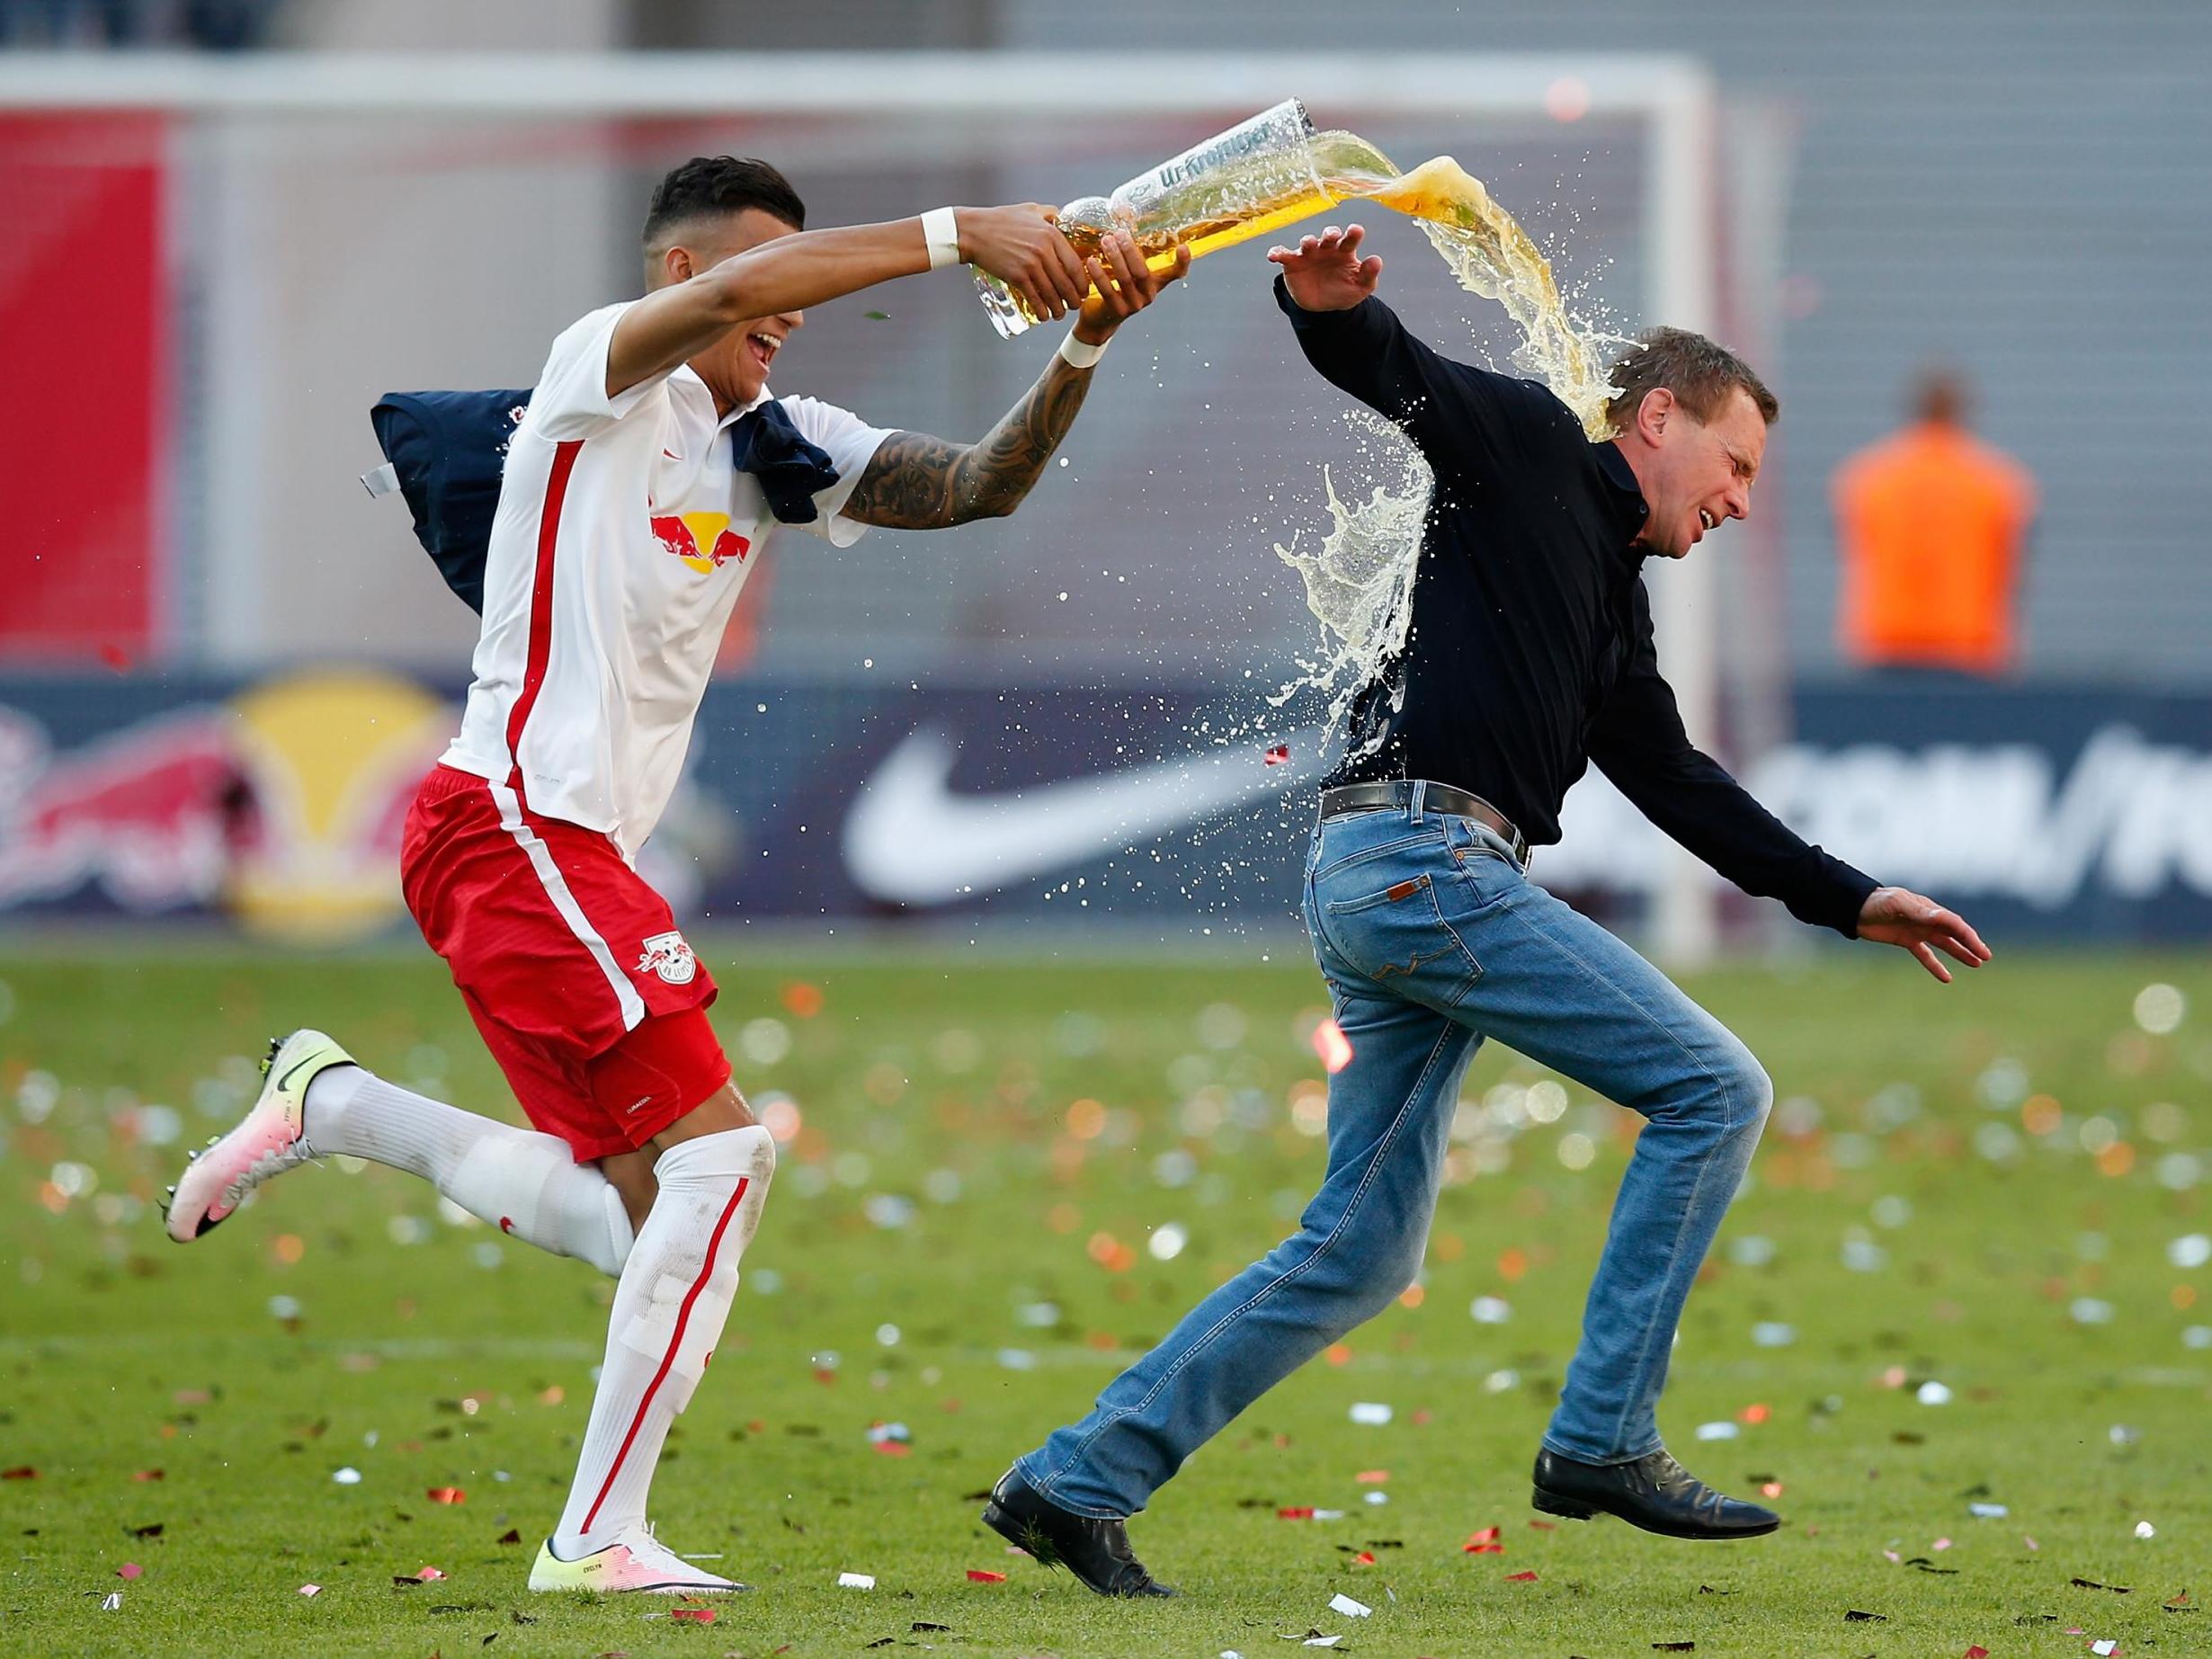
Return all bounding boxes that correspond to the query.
[0,49,1726,959]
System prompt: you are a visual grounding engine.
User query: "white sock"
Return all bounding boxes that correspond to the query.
[304,1065,635,1278]
[553,1125,775,1556]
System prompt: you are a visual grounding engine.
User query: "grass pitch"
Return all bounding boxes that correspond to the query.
[2,942,2208,1658]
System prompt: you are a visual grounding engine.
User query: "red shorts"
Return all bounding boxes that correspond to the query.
[399,764,729,1161]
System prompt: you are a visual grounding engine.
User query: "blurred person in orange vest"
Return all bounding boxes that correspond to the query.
[1833,370,2037,675]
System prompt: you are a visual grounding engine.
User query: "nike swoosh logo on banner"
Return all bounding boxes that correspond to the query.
[841,725,1325,907]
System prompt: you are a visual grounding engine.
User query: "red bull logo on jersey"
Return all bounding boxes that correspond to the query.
[637,930,699,986]
[651,511,751,574]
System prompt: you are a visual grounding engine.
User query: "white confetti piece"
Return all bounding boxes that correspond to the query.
[1364,1491,1388,1505]
[1916,1380,1953,1406]
[837,1571,876,1589]
[102,1592,122,1610]
[1469,1296,1512,1325]
[1303,1637,1342,1648]
[1348,1402,1392,1425]
[331,1467,362,1485]
[1328,1592,1371,1618]
[1969,1502,2009,1519]
[2092,1641,2119,1656]
[298,1583,321,1597]
[2135,1520,2155,1539]
[1751,1322,1797,1348]
[1694,1421,1740,1441]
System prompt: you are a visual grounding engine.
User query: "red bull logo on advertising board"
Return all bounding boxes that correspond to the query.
[0,669,452,943]
[650,511,750,574]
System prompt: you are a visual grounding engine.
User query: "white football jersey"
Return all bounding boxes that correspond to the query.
[442,302,890,860]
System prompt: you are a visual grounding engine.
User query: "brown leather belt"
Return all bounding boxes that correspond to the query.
[1318,779,1530,869]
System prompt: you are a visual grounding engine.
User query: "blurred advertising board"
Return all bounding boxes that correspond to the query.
[4,670,2210,943]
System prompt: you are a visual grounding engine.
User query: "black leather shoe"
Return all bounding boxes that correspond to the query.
[981,1468,1177,1597]
[1531,1447,1780,1540]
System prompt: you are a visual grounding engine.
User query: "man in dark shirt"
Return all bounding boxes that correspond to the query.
[983,226,1989,1595]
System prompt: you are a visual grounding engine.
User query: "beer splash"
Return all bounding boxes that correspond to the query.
[1271,132,1619,738]
[1315,130,1615,437]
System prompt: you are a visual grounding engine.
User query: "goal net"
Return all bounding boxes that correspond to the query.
[0,52,1744,954]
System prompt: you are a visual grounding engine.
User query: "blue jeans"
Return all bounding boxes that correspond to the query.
[1014,794,1773,1516]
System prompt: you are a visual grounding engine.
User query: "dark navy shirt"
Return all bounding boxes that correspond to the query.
[1279,277,1876,936]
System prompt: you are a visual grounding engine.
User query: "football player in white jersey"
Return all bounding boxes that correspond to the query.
[166,156,1186,1595]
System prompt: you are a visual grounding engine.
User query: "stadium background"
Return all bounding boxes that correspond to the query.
[4,11,2212,1659]
[3,0,2209,951]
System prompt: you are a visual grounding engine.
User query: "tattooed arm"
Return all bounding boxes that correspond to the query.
[841,229,1190,531]
[843,359,1095,529]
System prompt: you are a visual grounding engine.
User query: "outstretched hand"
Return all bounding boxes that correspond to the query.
[1073,230,1191,344]
[1267,223,1384,312]
[1857,887,1992,983]
[960,202,1092,322]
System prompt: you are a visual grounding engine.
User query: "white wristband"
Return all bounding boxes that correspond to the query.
[1057,330,1108,370]
[921,207,961,272]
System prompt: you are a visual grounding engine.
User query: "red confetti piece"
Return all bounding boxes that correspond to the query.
[117,1563,143,1581]
[1736,1403,1770,1425]
[1464,1526,1503,1549]
[1278,1506,1316,1520]
[873,1440,912,1458]
[1965,1646,1990,1658]
[1506,1570,1540,1583]
[966,1569,1007,1583]
[426,1487,465,1504]
[1313,1018,1354,1074]
[1,1467,37,1480]
[781,981,825,1018]
[1265,744,1291,765]
[671,1607,716,1624]
[393,1565,446,1584]
[1354,1551,1376,1565]
[130,1470,165,1482]
[1354,1470,1390,1484]
[1760,1481,1784,1499]
[1528,1520,1556,1531]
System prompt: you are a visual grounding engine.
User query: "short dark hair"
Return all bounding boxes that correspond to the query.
[642,156,807,247]
[1604,326,1778,433]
